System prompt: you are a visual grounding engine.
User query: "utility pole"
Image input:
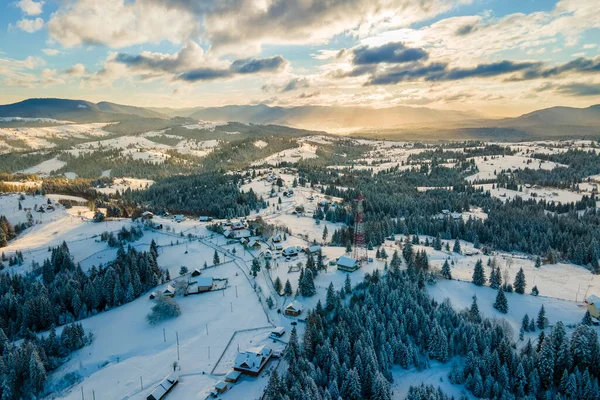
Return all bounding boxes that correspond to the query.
[176,332,180,361]
[81,387,84,400]
[140,376,144,390]
[163,328,166,342]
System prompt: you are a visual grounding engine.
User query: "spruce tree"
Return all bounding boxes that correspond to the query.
[453,238,461,254]
[441,260,452,279]
[469,295,481,323]
[213,250,220,265]
[283,279,293,296]
[274,277,282,294]
[344,274,352,294]
[493,287,508,313]
[472,259,486,286]
[514,267,526,294]
[537,305,547,329]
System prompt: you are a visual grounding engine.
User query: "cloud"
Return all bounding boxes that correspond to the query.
[365,57,600,85]
[298,91,320,99]
[177,56,287,82]
[65,63,87,77]
[262,77,310,93]
[14,0,44,16]
[16,17,44,33]
[42,48,60,56]
[47,0,455,52]
[112,43,288,83]
[513,56,600,81]
[48,0,199,48]
[537,82,600,97]
[352,42,428,65]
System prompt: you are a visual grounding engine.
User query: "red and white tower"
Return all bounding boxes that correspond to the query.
[352,195,368,263]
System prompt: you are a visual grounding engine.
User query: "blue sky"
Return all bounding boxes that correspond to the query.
[0,0,599,116]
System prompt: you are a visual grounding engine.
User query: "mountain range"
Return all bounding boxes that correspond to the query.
[1,98,599,139]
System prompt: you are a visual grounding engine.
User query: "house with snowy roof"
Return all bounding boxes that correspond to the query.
[233,345,273,376]
[585,295,600,319]
[146,372,178,400]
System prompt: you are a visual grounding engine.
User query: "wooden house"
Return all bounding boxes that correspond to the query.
[284,300,303,317]
[146,373,178,400]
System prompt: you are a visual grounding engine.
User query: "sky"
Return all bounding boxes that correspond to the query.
[0,0,599,116]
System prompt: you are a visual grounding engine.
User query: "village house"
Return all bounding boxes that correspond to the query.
[337,255,360,272]
[225,370,241,383]
[270,326,285,338]
[173,214,185,223]
[282,246,300,257]
[146,372,178,400]
[284,300,304,317]
[231,221,245,230]
[141,211,154,219]
[233,345,273,376]
[585,295,600,319]
[163,284,176,298]
[305,245,322,254]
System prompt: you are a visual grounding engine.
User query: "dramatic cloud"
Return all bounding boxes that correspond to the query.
[14,0,44,16]
[113,43,288,83]
[335,41,600,86]
[47,0,199,48]
[16,17,44,33]
[365,58,600,85]
[47,0,458,51]
[352,42,428,65]
[177,56,287,82]
[514,57,600,80]
[537,82,600,96]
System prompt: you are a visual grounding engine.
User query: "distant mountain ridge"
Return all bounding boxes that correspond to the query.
[1,98,599,139]
[0,98,169,123]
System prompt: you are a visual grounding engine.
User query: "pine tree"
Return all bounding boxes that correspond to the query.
[535,256,542,268]
[322,225,328,241]
[433,233,442,251]
[300,268,316,297]
[472,259,486,286]
[531,285,539,296]
[582,310,593,325]
[325,282,336,311]
[453,238,461,254]
[274,277,282,294]
[489,265,502,289]
[283,279,293,296]
[521,314,530,332]
[470,295,481,323]
[441,259,452,279]
[493,287,508,313]
[537,305,547,329]
[344,274,352,294]
[251,258,261,277]
[514,267,526,294]
[213,250,220,265]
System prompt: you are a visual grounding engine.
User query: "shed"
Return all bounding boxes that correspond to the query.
[214,381,228,394]
[337,256,360,272]
[585,295,600,319]
[163,284,176,297]
[196,277,214,292]
[225,370,242,383]
[284,300,303,317]
[191,268,202,277]
[146,372,178,400]
[270,326,285,337]
[306,245,321,254]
